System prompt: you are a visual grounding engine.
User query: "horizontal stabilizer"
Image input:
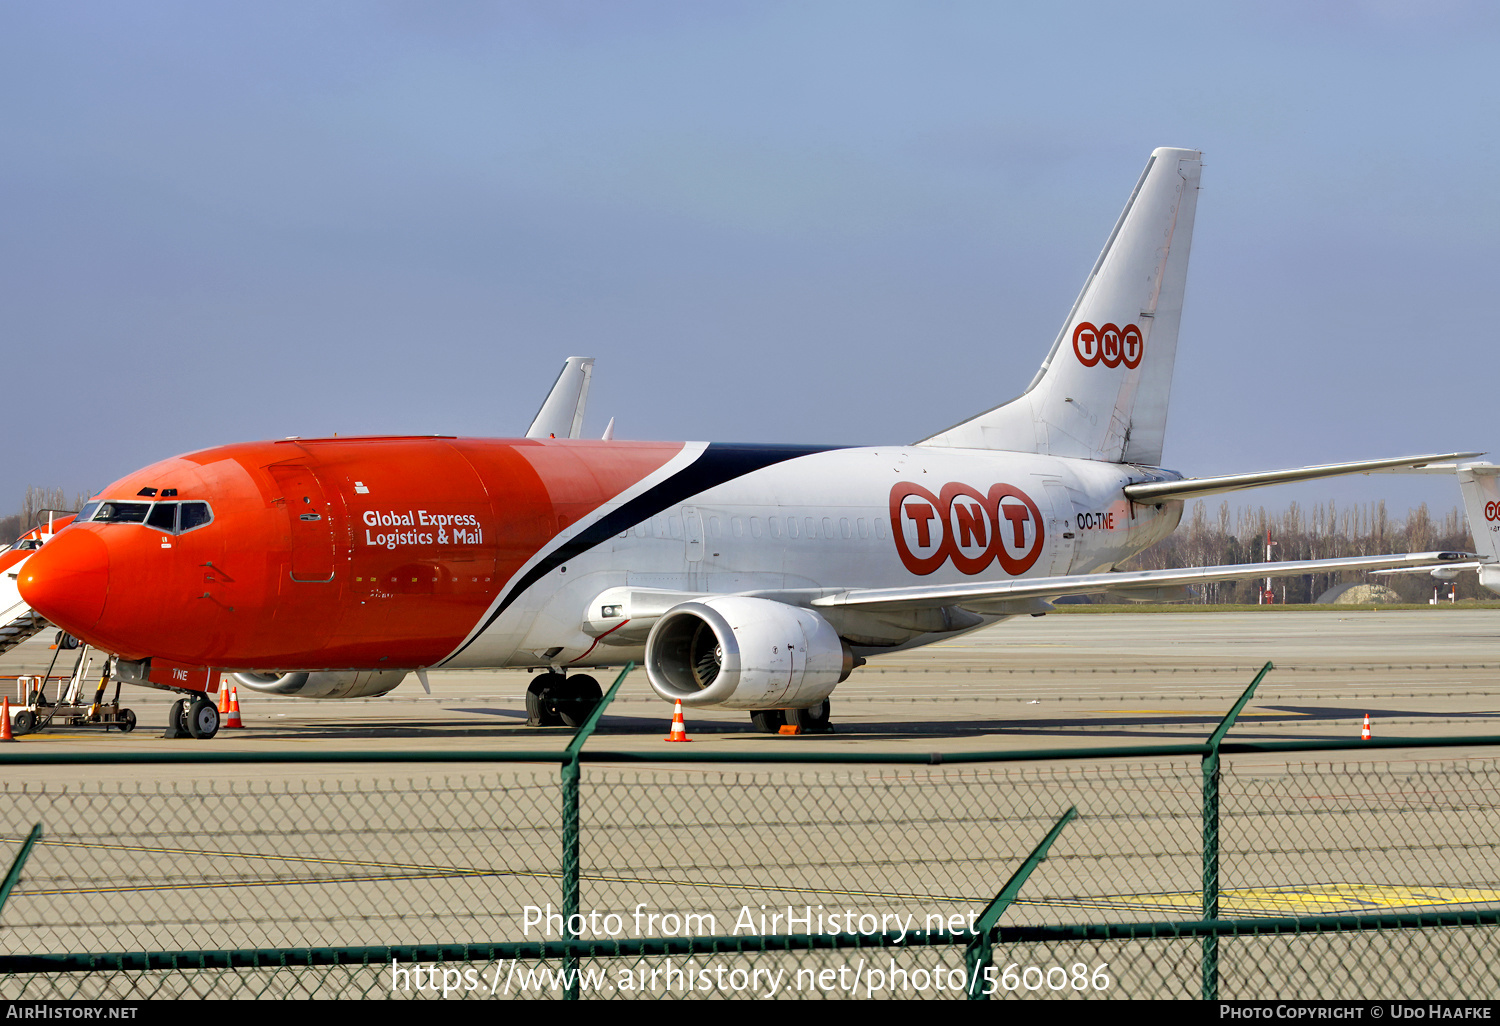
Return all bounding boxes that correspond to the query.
[1123,452,1485,505]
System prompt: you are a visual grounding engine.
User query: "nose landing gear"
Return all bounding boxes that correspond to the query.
[164,695,220,739]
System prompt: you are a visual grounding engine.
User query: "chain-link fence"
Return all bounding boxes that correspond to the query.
[3,667,1500,999]
[4,751,1500,999]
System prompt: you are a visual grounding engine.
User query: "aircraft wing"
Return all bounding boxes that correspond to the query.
[811,551,1474,614]
[1123,452,1484,504]
[1369,562,1486,575]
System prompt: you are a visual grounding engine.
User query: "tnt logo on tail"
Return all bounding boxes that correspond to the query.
[1073,322,1143,369]
[890,482,1044,577]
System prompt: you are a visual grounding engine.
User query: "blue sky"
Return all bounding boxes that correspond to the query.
[4,1,1497,520]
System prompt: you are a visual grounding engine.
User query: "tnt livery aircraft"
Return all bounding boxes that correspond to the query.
[15,148,1476,737]
[1371,462,1500,595]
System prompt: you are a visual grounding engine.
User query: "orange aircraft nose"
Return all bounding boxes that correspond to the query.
[18,528,110,635]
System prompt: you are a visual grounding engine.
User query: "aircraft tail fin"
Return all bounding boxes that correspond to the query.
[918,147,1202,465]
[1447,464,1500,593]
[1458,465,1500,561]
[526,357,594,439]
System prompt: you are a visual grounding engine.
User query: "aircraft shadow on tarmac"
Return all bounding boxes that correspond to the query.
[183,703,1500,743]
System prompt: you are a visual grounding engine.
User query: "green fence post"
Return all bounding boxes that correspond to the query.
[0,823,42,922]
[559,663,634,1000]
[1201,660,1273,1000]
[965,807,1078,1000]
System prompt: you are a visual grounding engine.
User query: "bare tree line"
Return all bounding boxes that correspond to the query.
[1126,499,1476,603]
[0,486,93,545]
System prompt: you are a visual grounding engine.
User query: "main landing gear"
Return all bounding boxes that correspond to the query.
[164,695,220,740]
[750,699,832,735]
[526,672,603,728]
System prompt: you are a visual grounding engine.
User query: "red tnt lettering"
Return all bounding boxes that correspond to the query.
[1073,320,1143,370]
[953,502,988,548]
[890,482,1044,577]
[1001,503,1030,547]
[904,502,937,547]
[1100,326,1121,366]
[1072,323,1100,367]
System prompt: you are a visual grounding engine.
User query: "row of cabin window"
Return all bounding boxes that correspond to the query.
[630,514,889,542]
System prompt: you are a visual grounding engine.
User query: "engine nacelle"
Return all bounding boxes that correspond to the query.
[645,596,855,710]
[232,670,409,699]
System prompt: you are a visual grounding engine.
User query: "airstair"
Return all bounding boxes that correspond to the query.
[0,510,80,656]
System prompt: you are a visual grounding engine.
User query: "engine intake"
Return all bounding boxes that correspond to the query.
[645,596,854,710]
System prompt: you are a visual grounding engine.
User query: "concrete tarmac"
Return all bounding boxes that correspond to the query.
[4,609,1500,999]
[5,608,1500,761]
[2,609,1500,762]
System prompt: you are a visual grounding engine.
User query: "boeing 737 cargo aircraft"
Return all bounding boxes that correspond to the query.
[1371,462,1500,594]
[14,148,1476,737]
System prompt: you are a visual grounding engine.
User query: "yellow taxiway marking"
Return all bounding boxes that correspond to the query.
[13,836,1486,917]
[11,836,973,904]
[1048,884,1500,916]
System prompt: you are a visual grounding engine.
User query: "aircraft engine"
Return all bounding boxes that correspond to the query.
[232,670,409,699]
[645,596,855,710]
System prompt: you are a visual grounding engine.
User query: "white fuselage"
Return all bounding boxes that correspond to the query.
[447,445,1184,669]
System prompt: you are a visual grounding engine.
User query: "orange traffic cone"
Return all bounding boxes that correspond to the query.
[664,701,691,742]
[1361,713,1371,741]
[217,677,231,715]
[1,697,15,743]
[225,685,244,729]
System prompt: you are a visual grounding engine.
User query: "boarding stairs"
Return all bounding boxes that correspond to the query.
[0,607,48,656]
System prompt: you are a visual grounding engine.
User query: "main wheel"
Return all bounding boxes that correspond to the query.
[555,675,603,728]
[12,710,35,736]
[164,698,189,739]
[526,673,565,727]
[750,709,786,734]
[787,699,832,733]
[187,697,220,739]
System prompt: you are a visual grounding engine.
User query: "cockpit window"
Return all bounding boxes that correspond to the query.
[178,502,213,533]
[92,502,151,524]
[146,502,178,533]
[89,499,213,535]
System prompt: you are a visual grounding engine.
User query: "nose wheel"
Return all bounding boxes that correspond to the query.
[187,697,220,739]
[165,696,220,739]
[164,698,188,738]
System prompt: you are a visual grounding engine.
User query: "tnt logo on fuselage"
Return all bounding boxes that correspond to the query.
[890,482,1045,577]
[1073,321,1143,369]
